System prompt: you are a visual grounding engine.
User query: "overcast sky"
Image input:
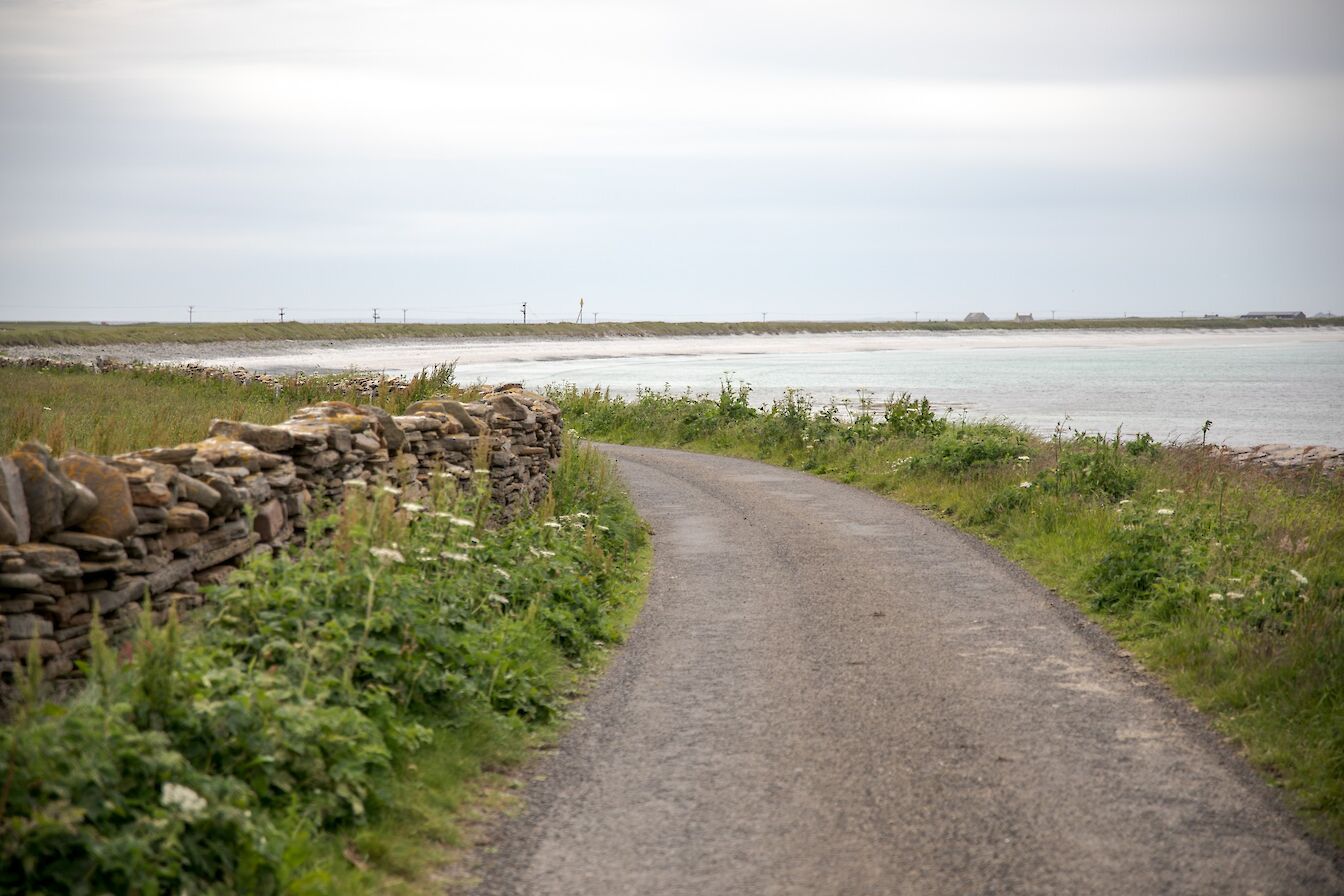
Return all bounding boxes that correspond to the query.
[1,0,1341,323]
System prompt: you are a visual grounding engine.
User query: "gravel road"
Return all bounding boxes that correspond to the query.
[469,444,1342,895]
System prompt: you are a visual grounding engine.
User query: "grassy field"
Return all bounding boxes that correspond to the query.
[2,434,649,894]
[1,316,1338,348]
[554,382,1344,847]
[0,363,467,455]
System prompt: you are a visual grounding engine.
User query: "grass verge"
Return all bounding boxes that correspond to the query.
[553,382,1344,847]
[2,316,1338,348]
[0,434,649,893]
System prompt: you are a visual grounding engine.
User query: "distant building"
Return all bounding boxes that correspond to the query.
[1313,312,1337,318]
[1014,313,1034,323]
[964,312,990,323]
[1241,311,1306,320]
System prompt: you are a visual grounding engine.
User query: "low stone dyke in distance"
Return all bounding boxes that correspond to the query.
[0,385,563,694]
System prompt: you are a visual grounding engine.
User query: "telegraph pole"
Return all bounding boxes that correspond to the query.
[402,308,407,324]
[279,307,285,323]
[521,302,527,324]
[1050,309,1057,320]
[372,308,380,323]
[575,297,584,324]
[188,305,194,323]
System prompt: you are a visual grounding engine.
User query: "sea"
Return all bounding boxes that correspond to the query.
[193,328,1344,447]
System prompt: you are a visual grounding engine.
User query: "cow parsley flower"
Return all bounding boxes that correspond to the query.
[1155,508,1174,516]
[1290,569,1309,586]
[161,782,207,816]
[369,546,405,563]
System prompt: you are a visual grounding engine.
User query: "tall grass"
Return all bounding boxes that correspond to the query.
[0,363,467,455]
[1,316,1337,348]
[554,382,1344,846]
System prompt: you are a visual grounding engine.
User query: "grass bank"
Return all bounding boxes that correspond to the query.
[554,383,1344,846]
[0,363,467,455]
[2,316,1338,348]
[1,434,648,893]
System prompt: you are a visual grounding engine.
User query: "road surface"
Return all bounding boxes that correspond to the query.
[470,444,1343,895]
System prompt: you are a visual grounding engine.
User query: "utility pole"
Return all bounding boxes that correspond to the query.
[402,308,408,324]
[762,312,767,322]
[1050,309,1057,320]
[1179,310,1186,318]
[575,297,584,324]
[521,302,527,324]
[279,307,285,323]
[914,311,920,322]
[372,308,380,324]
[188,305,194,323]
[593,313,598,325]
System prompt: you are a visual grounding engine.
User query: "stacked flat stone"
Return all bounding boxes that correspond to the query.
[0,387,563,694]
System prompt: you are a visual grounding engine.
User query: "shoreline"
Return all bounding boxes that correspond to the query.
[4,353,1340,470]
[1,318,1340,352]
[2,324,1341,368]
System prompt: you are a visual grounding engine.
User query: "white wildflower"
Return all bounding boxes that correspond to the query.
[369,546,405,563]
[493,566,511,580]
[440,551,470,562]
[1016,455,1031,462]
[543,521,563,530]
[161,782,207,816]
[1019,481,1032,489]
[472,469,490,477]
[1117,499,1131,505]
[1290,569,1309,586]
[529,547,556,559]
[1156,488,1169,494]
[1209,593,1224,602]
[447,516,475,528]
[1227,591,1245,600]
[597,524,611,532]
[488,593,510,606]
[342,479,368,489]
[401,502,425,513]
[1155,508,1175,516]
[379,485,402,496]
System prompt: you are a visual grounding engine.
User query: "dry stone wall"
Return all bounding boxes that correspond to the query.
[0,386,562,690]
